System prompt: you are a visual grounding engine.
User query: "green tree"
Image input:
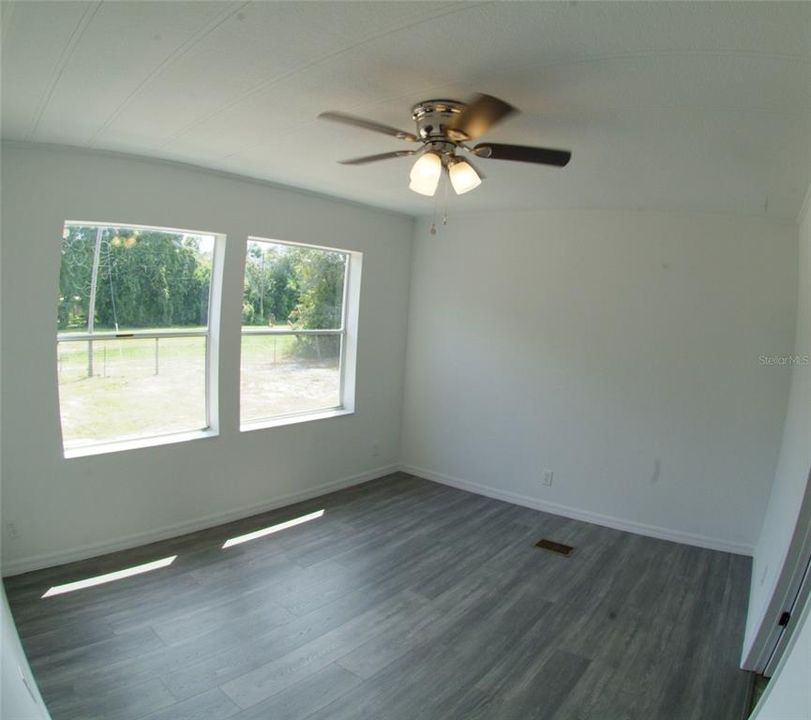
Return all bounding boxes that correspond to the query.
[288,248,346,359]
[59,229,347,364]
[58,226,213,332]
[288,248,345,330]
[242,243,299,326]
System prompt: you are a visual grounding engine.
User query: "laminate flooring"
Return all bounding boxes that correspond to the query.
[4,473,754,720]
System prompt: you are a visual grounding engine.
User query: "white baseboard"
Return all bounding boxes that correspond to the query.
[3,460,753,576]
[1,464,399,577]
[400,464,754,556]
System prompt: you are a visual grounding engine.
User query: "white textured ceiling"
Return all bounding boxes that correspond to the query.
[2,1,809,219]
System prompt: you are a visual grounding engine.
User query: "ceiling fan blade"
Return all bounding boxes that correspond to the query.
[448,94,516,141]
[318,111,419,142]
[338,150,417,165]
[473,143,571,167]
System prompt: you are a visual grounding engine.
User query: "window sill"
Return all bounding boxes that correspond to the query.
[64,428,218,459]
[240,408,353,433]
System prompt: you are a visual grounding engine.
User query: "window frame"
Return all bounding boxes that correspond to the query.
[239,236,361,431]
[57,220,225,457]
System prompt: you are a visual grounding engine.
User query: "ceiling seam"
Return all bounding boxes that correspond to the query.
[223,101,811,164]
[27,0,103,141]
[155,1,492,153]
[85,0,252,149]
[484,48,811,78]
[0,1,17,47]
[174,48,811,152]
[182,39,811,162]
[798,183,811,225]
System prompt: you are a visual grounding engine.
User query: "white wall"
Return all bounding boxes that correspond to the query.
[750,594,811,720]
[744,195,811,659]
[1,585,51,719]
[0,143,413,575]
[401,209,797,553]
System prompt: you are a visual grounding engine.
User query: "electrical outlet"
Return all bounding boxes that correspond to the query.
[371,442,380,458]
[7,521,18,539]
[542,470,553,487]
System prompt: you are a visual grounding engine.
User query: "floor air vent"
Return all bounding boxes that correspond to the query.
[535,538,574,556]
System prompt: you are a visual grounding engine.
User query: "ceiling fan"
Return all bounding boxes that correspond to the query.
[318,93,571,197]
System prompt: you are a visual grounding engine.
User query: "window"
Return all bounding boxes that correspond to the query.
[57,222,222,455]
[240,237,359,428]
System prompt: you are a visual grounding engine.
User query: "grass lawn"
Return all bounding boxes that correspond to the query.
[57,333,340,448]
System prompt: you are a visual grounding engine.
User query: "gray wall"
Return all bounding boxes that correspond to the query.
[1,585,51,719]
[0,143,413,574]
[401,208,798,554]
[744,196,811,658]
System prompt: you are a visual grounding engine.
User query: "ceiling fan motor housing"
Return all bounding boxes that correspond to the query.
[412,100,467,142]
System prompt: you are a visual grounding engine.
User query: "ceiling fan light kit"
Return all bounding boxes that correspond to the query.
[408,151,443,196]
[319,92,571,200]
[448,158,482,195]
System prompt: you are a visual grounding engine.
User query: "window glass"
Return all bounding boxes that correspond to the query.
[59,225,214,334]
[242,240,346,331]
[57,223,217,452]
[58,337,207,448]
[240,239,349,425]
[240,334,341,422]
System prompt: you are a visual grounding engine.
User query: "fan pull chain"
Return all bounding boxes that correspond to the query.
[442,170,449,226]
[430,172,450,235]
[430,179,439,235]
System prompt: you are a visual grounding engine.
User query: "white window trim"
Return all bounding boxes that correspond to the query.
[239,236,362,430]
[63,427,219,459]
[58,221,225,457]
[240,408,354,434]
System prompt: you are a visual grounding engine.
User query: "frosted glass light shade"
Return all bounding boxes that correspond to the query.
[409,152,442,196]
[449,159,482,194]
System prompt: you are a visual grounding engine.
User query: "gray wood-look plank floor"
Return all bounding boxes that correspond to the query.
[4,473,754,720]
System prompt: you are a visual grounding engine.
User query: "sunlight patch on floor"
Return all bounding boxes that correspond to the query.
[222,509,325,548]
[42,556,177,598]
